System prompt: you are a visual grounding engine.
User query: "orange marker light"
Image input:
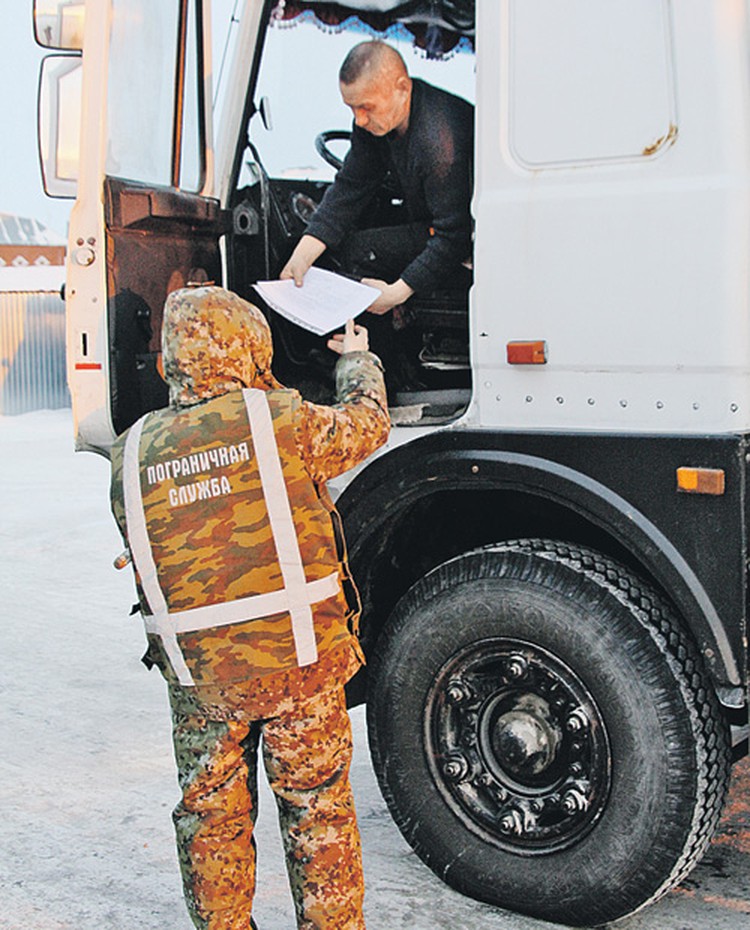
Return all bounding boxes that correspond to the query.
[507,341,547,364]
[676,467,725,496]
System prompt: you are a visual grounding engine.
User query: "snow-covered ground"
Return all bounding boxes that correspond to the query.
[2,410,749,930]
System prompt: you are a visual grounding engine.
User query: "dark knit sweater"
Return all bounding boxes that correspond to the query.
[305,78,474,293]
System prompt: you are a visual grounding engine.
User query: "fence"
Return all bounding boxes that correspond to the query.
[0,290,70,415]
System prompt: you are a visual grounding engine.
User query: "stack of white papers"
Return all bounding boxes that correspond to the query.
[253,267,380,336]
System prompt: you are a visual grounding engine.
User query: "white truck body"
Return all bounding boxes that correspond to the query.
[35,2,750,924]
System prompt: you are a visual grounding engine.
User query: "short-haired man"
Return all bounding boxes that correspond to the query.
[281,41,474,319]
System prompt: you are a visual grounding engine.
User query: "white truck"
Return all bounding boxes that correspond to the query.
[35,1,749,925]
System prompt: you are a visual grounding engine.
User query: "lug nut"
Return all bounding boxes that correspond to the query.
[493,784,508,803]
[443,754,470,782]
[566,708,589,733]
[446,680,472,705]
[506,654,528,680]
[562,788,589,814]
[499,808,524,836]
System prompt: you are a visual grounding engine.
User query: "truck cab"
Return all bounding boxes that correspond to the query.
[36,1,750,925]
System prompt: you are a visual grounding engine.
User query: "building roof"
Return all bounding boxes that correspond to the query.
[0,213,66,246]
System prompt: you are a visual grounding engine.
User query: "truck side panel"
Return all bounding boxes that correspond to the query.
[473,0,750,434]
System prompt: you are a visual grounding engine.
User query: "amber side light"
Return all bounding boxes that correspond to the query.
[507,341,547,364]
[676,467,725,496]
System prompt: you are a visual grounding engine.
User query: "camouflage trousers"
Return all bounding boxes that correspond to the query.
[167,682,366,930]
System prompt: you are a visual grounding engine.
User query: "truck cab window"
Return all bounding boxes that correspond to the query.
[509,0,675,167]
[251,16,475,183]
[106,0,204,189]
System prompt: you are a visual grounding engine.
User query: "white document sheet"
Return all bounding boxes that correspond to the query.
[253,267,380,336]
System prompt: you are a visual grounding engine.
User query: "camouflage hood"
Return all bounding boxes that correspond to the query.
[162,286,281,406]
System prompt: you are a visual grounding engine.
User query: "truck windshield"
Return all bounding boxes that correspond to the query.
[250,13,475,182]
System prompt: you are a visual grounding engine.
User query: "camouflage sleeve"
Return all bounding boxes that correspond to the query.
[294,350,390,484]
[110,437,127,541]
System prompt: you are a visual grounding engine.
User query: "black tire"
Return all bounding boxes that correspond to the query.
[366,540,730,927]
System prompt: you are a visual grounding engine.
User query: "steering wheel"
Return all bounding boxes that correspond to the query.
[314,128,404,202]
[314,130,351,171]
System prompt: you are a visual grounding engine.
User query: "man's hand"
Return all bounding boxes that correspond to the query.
[328,319,369,355]
[280,235,327,287]
[361,277,414,315]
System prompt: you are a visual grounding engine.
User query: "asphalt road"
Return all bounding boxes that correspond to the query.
[3,410,750,930]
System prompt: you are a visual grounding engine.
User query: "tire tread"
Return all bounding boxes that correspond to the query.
[367,538,731,925]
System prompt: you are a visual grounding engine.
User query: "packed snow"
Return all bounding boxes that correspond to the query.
[2,410,747,930]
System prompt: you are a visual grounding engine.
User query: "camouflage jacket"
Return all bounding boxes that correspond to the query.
[111,351,389,702]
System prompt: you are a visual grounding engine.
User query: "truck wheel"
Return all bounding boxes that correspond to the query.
[366,540,730,926]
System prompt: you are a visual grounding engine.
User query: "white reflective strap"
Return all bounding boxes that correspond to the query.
[242,389,319,666]
[122,419,195,686]
[122,392,332,687]
[143,573,339,636]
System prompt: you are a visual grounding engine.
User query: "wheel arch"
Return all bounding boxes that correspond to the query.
[337,434,742,697]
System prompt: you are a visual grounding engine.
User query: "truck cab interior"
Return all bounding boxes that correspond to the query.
[226,0,476,422]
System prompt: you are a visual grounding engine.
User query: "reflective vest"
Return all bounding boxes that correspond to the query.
[121,388,356,687]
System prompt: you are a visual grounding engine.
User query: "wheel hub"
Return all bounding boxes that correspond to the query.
[426,638,611,854]
[488,693,562,780]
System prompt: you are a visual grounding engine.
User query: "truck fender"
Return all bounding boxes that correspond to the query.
[337,440,741,690]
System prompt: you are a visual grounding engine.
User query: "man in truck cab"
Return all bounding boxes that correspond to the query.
[281,40,474,361]
[110,286,390,930]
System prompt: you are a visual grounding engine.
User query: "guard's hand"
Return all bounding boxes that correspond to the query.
[328,319,369,355]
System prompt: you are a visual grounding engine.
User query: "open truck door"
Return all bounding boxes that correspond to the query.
[36,0,475,449]
[35,0,232,453]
